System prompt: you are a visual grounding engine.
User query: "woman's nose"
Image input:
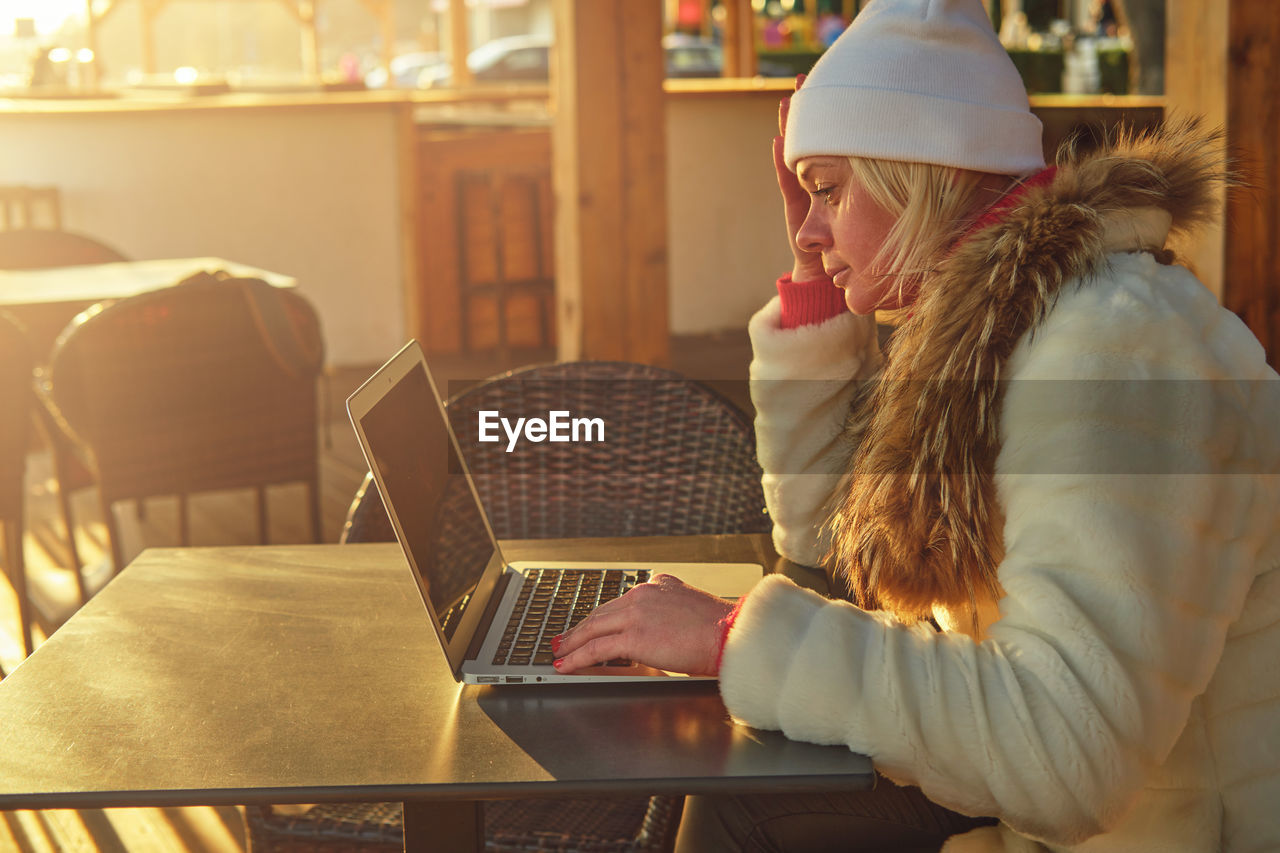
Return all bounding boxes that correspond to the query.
[795,206,830,254]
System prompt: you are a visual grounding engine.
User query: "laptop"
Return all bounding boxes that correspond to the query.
[347,340,765,684]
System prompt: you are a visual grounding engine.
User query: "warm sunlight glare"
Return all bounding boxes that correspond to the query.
[9,0,84,36]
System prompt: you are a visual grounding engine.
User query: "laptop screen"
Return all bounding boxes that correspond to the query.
[357,360,494,641]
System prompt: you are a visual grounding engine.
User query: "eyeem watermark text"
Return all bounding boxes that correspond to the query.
[478,410,605,452]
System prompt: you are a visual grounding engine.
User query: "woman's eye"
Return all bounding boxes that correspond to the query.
[811,185,837,206]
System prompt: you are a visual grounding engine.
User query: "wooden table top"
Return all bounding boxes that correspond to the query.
[0,538,870,810]
[0,257,295,308]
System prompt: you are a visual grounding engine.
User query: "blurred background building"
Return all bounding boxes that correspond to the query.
[0,1,1162,96]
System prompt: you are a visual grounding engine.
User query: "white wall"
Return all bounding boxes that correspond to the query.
[0,102,406,365]
[0,91,790,364]
[666,92,794,335]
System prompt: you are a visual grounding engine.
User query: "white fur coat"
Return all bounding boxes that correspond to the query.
[722,131,1280,852]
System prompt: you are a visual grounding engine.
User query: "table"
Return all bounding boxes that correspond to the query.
[0,256,295,356]
[0,256,295,307]
[0,537,872,851]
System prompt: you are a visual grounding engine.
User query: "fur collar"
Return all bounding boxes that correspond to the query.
[827,117,1228,621]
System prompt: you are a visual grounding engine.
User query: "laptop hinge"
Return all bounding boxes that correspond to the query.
[464,569,513,663]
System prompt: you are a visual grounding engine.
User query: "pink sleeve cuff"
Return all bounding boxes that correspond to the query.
[714,596,748,674]
[776,273,847,329]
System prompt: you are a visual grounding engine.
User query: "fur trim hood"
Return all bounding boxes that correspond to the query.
[828,118,1230,620]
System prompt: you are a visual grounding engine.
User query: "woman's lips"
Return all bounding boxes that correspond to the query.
[829,267,850,288]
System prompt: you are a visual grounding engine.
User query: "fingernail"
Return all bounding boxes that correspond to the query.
[553,658,565,669]
[551,635,562,653]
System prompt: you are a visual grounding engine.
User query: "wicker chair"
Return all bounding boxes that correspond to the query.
[0,311,35,662]
[0,228,132,362]
[36,273,326,584]
[246,361,771,853]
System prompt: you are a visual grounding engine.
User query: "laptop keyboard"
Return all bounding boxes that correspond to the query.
[493,568,645,666]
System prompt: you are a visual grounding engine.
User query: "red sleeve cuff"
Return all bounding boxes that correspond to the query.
[777,273,847,329]
[714,596,748,674]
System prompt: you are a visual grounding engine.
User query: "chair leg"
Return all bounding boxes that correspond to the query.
[491,176,510,366]
[4,518,34,658]
[320,370,333,451]
[308,479,322,543]
[256,486,269,545]
[177,493,190,547]
[496,290,510,366]
[101,495,125,577]
[56,478,88,604]
[539,291,554,349]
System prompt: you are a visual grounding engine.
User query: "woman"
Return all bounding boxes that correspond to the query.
[554,0,1280,850]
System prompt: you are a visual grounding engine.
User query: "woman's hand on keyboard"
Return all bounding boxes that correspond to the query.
[551,574,734,676]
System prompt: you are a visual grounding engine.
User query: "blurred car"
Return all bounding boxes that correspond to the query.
[663,34,795,78]
[663,33,723,77]
[364,51,447,89]
[418,35,551,88]
[417,33,792,88]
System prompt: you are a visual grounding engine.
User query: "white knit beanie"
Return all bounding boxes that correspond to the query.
[784,0,1045,176]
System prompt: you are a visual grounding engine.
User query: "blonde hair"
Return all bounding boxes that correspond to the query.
[847,157,1007,309]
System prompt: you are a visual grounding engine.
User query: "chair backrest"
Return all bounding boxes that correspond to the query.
[341,361,770,544]
[0,312,33,520]
[45,275,324,503]
[0,186,61,231]
[0,229,128,270]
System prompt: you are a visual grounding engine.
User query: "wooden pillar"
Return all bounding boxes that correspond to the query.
[721,0,756,78]
[664,0,680,30]
[449,0,472,86]
[88,0,122,88]
[1165,0,1226,300]
[379,3,395,81]
[552,0,669,365]
[307,2,321,77]
[140,0,165,74]
[272,0,320,77]
[1166,0,1280,364]
[357,0,397,80]
[1222,0,1280,362]
[85,0,100,88]
[801,3,818,48]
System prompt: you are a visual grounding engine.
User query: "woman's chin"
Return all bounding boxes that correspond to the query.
[844,281,916,315]
[843,287,884,315]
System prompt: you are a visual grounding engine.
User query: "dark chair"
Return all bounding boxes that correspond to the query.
[0,311,35,662]
[0,228,132,365]
[0,228,127,270]
[246,361,771,853]
[36,272,326,588]
[0,186,62,231]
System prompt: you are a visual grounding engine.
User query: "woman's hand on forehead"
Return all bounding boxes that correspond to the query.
[776,73,829,282]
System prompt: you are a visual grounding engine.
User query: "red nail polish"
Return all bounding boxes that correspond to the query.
[551,635,562,653]
[553,658,565,669]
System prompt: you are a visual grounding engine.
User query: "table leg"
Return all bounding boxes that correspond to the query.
[402,800,483,853]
